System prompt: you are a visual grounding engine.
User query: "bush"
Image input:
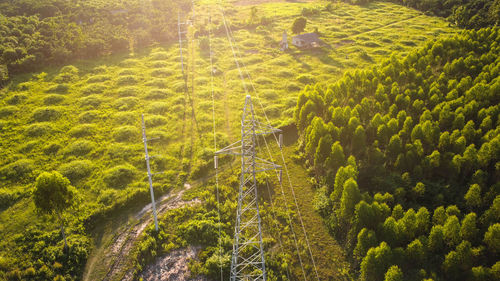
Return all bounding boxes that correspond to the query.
[0,106,17,118]
[113,97,138,111]
[0,189,22,209]
[32,107,61,122]
[117,86,140,97]
[150,68,173,77]
[58,160,93,183]
[145,78,168,88]
[81,84,107,96]
[43,95,65,105]
[145,115,168,127]
[103,165,136,188]
[113,126,139,142]
[116,75,138,86]
[62,140,96,156]
[78,111,100,123]
[69,124,97,138]
[6,94,27,105]
[46,84,69,94]
[296,74,316,84]
[147,102,170,115]
[80,96,103,108]
[98,189,118,205]
[25,123,52,137]
[43,142,62,155]
[146,89,169,100]
[0,159,34,181]
[87,75,111,83]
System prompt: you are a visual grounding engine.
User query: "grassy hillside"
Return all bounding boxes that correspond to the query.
[0,0,459,280]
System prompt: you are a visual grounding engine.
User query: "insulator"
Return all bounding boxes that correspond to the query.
[279,133,283,149]
[214,155,218,169]
[279,169,283,184]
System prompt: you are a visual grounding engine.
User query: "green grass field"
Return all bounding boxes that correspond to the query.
[0,0,458,279]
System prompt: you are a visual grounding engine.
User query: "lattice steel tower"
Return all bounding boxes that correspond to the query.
[216,95,281,281]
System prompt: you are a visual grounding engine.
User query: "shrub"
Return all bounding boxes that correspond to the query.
[118,69,136,76]
[0,106,17,118]
[145,78,168,88]
[79,111,100,123]
[286,82,302,91]
[69,124,96,138]
[116,75,138,86]
[43,95,65,105]
[113,97,138,111]
[43,142,62,155]
[117,86,140,97]
[32,107,61,122]
[6,94,27,105]
[107,144,136,160]
[80,96,102,108]
[87,75,111,83]
[113,126,139,142]
[296,74,316,84]
[146,89,169,100]
[147,102,169,115]
[81,84,107,96]
[255,77,273,85]
[103,165,136,188]
[145,115,168,127]
[62,140,96,156]
[150,52,169,60]
[25,123,52,137]
[0,159,34,181]
[46,84,69,94]
[58,160,93,183]
[98,189,118,205]
[150,68,173,77]
[113,112,136,125]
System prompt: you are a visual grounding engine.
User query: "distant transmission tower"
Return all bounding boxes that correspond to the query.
[216,95,281,281]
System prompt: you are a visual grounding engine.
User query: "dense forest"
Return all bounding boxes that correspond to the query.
[295,27,499,280]
[0,0,190,85]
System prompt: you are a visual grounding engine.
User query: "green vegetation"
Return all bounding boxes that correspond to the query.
[0,0,191,80]
[295,27,499,280]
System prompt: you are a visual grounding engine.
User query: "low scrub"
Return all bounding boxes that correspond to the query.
[62,140,96,156]
[0,159,34,181]
[25,123,53,137]
[31,107,61,122]
[113,126,139,142]
[43,95,65,105]
[103,164,136,188]
[69,124,97,138]
[58,160,94,183]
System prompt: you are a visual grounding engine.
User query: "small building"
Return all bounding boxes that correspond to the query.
[292,33,323,48]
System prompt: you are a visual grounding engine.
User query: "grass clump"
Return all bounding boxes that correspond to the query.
[79,111,100,123]
[43,95,65,105]
[147,102,169,115]
[46,83,69,94]
[0,106,17,118]
[296,74,316,84]
[103,164,136,188]
[80,96,103,108]
[145,115,168,127]
[87,75,111,83]
[5,94,27,105]
[81,84,107,96]
[144,78,168,88]
[69,124,97,138]
[117,86,140,97]
[25,123,53,137]
[43,142,62,155]
[150,68,173,77]
[58,160,94,184]
[113,97,138,111]
[113,126,139,142]
[32,107,61,122]
[62,140,96,156]
[146,89,169,100]
[0,159,34,181]
[113,112,136,125]
[116,75,138,86]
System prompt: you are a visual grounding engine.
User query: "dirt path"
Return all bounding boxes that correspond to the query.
[83,184,201,281]
[138,246,208,281]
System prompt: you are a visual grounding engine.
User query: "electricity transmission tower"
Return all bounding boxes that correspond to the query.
[216,95,281,281]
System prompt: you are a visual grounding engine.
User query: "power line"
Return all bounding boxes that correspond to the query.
[222,8,321,281]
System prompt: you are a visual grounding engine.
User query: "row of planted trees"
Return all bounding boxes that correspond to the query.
[294,27,499,280]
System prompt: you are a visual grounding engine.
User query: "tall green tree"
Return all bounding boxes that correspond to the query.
[291,17,307,34]
[33,171,76,249]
